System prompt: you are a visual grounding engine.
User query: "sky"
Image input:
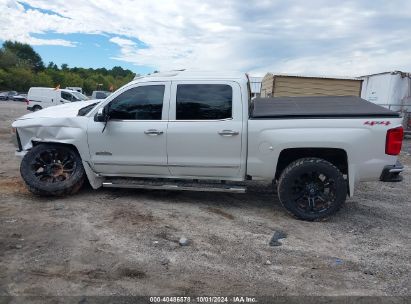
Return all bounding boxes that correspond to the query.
[0,0,410,76]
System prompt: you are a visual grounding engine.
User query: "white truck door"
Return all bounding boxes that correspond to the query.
[167,81,243,178]
[87,82,170,176]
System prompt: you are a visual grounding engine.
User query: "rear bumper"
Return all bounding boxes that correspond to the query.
[380,160,404,182]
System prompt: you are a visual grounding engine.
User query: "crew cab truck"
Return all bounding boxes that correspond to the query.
[12,71,404,220]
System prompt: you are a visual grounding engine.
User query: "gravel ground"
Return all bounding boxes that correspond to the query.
[0,101,410,297]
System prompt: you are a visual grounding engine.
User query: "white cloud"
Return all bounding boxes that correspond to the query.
[109,37,136,47]
[0,0,411,75]
[24,36,76,47]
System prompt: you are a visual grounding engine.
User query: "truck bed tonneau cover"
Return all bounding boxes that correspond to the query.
[250,96,400,119]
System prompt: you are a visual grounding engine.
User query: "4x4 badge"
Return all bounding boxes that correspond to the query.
[364,121,391,126]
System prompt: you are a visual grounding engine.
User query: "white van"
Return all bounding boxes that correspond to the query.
[27,87,88,111]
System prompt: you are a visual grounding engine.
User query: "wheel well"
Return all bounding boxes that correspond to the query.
[275,148,348,180]
[32,141,81,156]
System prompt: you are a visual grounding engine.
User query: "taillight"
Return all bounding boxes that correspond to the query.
[25,98,29,105]
[385,127,403,155]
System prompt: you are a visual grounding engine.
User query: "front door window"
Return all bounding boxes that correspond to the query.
[108,85,165,120]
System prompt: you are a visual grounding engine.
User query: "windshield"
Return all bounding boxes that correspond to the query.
[71,91,88,101]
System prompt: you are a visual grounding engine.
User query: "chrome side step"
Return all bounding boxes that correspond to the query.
[102,179,246,193]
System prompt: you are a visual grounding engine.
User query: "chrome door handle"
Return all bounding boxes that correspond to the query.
[144,129,164,135]
[218,130,239,136]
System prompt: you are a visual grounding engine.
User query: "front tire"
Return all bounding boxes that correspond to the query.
[277,158,347,221]
[20,144,85,196]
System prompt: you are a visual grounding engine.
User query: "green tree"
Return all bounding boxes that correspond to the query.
[32,71,54,87]
[83,78,97,94]
[0,68,7,88]
[111,66,129,78]
[0,41,136,94]
[0,49,19,69]
[61,72,83,88]
[3,40,44,71]
[5,67,33,91]
[45,69,65,87]
[47,61,59,70]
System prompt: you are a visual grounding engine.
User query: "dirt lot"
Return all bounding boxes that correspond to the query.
[0,101,410,297]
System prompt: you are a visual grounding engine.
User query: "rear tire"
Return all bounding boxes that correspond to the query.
[32,105,42,111]
[20,144,85,196]
[277,157,347,221]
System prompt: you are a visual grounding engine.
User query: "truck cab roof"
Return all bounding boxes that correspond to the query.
[133,70,248,83]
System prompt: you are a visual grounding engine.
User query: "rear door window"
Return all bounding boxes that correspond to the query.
[176,84,232,120]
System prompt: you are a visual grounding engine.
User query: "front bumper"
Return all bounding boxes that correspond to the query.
[380,160,404,182]
[11,129,23,152]
[15,150,27,158]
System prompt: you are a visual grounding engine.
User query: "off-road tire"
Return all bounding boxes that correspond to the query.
[277,157,347,221]
[20,144,85,196]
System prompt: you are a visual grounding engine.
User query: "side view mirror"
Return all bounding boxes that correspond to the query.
[94,107,108,122]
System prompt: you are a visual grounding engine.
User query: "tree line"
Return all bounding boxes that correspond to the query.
[0,40,135,95]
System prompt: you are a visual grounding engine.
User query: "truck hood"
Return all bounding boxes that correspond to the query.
[21,100,101,120]
[12,100,100,151]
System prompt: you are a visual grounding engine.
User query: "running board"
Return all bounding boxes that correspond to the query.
[102,179,246,193]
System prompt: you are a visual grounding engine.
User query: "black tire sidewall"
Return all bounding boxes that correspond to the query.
[278,158,347,221]
[20,144,85,194]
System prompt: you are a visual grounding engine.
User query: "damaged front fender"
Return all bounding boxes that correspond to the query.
[12,117,89,154]
[12,116,103,189]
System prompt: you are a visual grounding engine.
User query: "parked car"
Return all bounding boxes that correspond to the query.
[27,87,89,111]
[91,91,111,99]
[0,91,18,100]
[13,93,28,102]
[12,71,404,220]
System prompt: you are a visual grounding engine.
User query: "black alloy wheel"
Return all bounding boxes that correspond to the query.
[20,144,85,196]
[277,158,347,221]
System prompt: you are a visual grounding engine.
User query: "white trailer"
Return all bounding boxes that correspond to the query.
[360,71,411,134]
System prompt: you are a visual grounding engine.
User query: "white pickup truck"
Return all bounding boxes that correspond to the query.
[12,71,404,220]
